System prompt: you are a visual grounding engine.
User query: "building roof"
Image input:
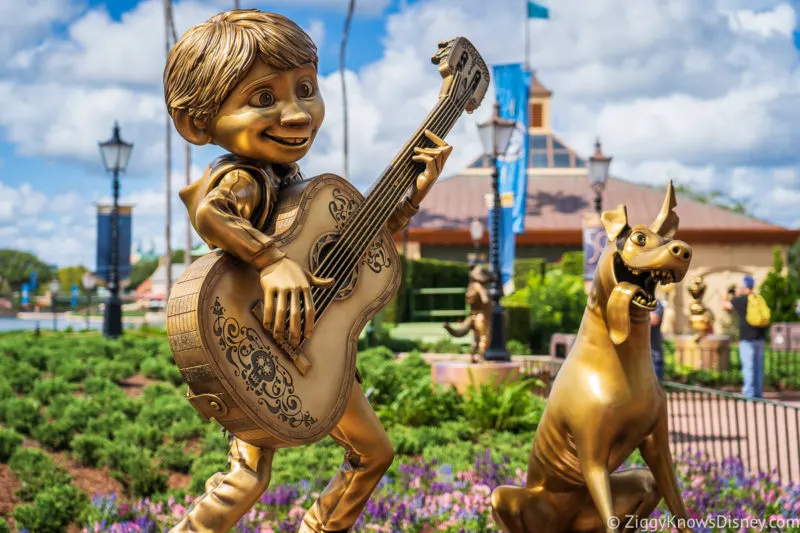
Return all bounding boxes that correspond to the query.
[408,174,800,245]
[529,72,552,97]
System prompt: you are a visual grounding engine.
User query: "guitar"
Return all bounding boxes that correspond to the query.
[166,37,490,448]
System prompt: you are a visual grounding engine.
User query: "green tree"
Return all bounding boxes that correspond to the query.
[0,250,53,293]
[56,266,88,293]
[786,236,800,283]
[128,259,159,291]
[759,248,799,323]
[672,184,750,216]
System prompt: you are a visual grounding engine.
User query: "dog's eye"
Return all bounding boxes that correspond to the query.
[632,232,647,246]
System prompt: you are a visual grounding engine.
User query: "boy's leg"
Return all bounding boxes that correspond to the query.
[739,340,755,397]
[171,436,275,533]
[300,381,394,532]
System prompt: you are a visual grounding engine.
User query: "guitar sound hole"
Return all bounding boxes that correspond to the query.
[310,232,358,301]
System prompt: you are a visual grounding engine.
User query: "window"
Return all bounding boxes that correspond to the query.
[531,152,549,167]
[575,157,586,168]
[529,135,548,149]
[552,138,567,150]
[553,152,572,168]
[531,103,543,128]
[469,155,488,168]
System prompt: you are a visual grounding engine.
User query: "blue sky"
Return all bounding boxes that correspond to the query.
[2,0,800,268]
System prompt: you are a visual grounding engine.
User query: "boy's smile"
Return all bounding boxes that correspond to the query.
[207,60,325,163]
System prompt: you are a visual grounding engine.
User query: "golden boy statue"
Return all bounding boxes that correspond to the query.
[163,9,451,533]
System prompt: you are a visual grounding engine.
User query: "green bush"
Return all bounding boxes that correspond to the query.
[1,397,44,435]
[189,450,229,494]
[378,380,463,427]
[157,442,194,473]
[83,376,119,395]
[71,434,113,467]
[111,446,168,498]
[505,302,532,351]
[86,411,132,438]
[13,483,89,533]
[388,421,475,456]
[92,359,137,381]
[33,419,75,451]
[0,427,24,462]
[0,517,8,533]
[394,257,471,322]
[167,417,206,441]
[140,357,184,385]
[8,447,72,501]
[463,376,546,433]
[30,377,76,405]
[112,423,164,451]
[137,394,201,432]
[7,361,41,394]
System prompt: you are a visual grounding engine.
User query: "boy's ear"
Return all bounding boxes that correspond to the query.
[172,110,212,146]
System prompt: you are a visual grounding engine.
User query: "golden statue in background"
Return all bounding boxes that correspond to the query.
[443,263,493,363]
[162,9,488,532]
[688,276,714,341]
[491,182,695,533]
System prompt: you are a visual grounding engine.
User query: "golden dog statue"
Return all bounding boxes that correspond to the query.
[491,182,694,533]
[443,264,493,362]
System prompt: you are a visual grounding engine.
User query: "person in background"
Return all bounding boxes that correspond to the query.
[723,275,768,398]
[650,299,665,381]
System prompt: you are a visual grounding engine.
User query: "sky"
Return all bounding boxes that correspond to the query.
[1,0,800,268]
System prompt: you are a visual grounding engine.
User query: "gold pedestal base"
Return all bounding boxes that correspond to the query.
[674,335,731,371]
[431,360,522,394]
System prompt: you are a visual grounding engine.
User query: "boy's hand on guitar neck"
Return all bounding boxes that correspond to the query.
[260,257,334,348]
[409,129,452,207]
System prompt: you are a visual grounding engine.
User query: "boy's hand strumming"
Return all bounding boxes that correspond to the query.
[260,258,333,348]
[409,129,452,206]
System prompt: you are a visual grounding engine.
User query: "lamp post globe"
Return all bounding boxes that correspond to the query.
[98,122,133,338]
[476,103,516,363]
[588,139,612,215]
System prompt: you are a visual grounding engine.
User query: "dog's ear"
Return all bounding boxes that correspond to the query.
[650,180,679,239]
[601,204,629,241]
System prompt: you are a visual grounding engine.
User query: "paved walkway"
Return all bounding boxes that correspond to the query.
[666,392,800,484]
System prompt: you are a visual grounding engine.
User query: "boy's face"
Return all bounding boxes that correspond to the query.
[208,59,324,164]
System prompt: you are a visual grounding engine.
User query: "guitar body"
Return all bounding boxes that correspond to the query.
[167,174,400,448]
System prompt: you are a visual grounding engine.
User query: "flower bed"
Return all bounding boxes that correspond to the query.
[82,451,800,533]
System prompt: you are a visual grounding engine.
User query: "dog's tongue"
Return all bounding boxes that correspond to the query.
[607,281,639,345]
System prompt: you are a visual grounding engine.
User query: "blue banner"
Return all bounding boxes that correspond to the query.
[96,206,133,283]
[492,64,530,235]
[21,283,30,307]
[71,284,79,309]
[528,1,550,19]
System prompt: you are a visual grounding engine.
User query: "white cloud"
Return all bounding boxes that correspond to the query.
[3,0,800,267]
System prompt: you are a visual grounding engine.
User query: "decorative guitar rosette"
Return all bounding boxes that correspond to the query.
[328,188,390,274]
[211,297,316,428]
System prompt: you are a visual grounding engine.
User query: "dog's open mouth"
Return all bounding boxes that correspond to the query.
[613,254,675,310]
[263,132,310,147]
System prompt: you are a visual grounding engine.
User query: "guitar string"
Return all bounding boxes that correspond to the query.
[310,80,469,285]
[308,93,471,320]
[311,98,464,297]
[312,96,460,283]
[307,94,470,322]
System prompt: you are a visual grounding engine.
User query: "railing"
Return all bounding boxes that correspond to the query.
[408,288,468,322]
[666,346,800,392]
[515,355,800,485]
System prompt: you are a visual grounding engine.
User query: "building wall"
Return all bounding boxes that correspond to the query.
[418,243,577,263]
[660,243,784,336]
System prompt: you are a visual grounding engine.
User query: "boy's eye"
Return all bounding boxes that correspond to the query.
[297,80,315,99]
[250,91,275,108]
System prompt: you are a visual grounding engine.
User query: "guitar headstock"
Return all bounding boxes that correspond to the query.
[431,37,490,114]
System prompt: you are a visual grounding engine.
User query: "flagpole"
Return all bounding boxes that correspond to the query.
[524,0,529,71]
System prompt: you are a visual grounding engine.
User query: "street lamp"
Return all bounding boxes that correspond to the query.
[588,138,612,214]
[82,272,97,331]
[476,102,516,362]
[49,279,60,331]
[98,122,134,338]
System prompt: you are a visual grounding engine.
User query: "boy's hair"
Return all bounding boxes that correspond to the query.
[164,9,318,122]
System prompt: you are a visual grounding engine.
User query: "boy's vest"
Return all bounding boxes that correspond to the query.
[179,154,302,242]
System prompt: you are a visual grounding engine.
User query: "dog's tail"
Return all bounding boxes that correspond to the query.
[443,316,473,337]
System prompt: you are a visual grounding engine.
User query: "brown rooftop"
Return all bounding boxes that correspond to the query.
[529,72,552,97]
[407,174,799,245]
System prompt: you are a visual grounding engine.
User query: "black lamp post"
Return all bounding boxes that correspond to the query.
[588,139,612,215]
[477,103,516,362]
[98,122,134,339]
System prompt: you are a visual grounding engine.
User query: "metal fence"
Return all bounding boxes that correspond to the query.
[666,346,800,392]
[515,355,800,485]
